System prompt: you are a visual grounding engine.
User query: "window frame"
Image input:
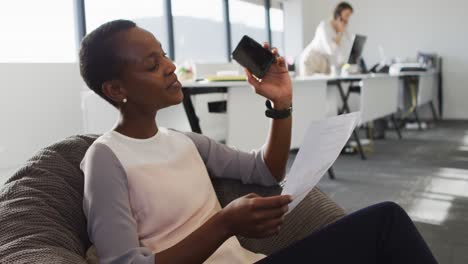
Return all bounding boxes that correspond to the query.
[76,0,282,62]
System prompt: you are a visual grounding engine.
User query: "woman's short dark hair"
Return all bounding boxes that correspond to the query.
[79,19,137,108]
[334,2,353,19]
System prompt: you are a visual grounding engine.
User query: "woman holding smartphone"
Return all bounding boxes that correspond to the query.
[299,2,354,75]
[80,19,436,264]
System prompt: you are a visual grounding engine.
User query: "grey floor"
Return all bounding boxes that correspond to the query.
[1,121,468,263]
[287,121,468,264]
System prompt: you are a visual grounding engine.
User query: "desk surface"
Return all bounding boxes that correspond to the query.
[182,71,438,88]
[393,70,438,77]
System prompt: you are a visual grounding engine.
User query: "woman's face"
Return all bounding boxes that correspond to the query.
[116,27,183,111]
[340,9,353,27]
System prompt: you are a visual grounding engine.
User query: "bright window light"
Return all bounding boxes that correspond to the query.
[407,196,452,226]
[172,0,226,63]
[437,167,468,180]
[270,6,284,55]
[0,0,76,62]
[230,0,267,52]
[457,145,468,151]
[230,0,265,29]
[85,0,164,32]
[85,0,167,50]
[172,0,223,22]
[406,167,468,225]
[270,7,284,32]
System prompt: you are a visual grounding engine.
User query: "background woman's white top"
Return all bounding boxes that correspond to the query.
[299,20,353,75]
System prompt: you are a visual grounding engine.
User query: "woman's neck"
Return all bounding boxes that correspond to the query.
[114,110,159,139]
[331,19,339,33]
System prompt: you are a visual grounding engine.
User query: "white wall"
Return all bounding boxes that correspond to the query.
[0,62,228,170]
[286,0,468,119]
[0,63,84,169]
[81,90,225,142]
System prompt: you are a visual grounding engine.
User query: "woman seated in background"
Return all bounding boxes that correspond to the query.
[299,2,354,75]
[80,19,436,263]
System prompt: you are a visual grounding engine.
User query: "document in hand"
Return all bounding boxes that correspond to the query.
[282,112,361,214]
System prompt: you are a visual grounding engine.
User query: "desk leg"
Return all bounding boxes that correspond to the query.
[430,101,439,121]
[182,88,202,134]
[328,167,336,180]
[336,82,351,114]
[391,114,403,139]
[336,81,366,160]
[413,108,423,131]
[352,129,367,160]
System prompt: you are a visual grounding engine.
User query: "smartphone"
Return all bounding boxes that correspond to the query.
[232,35,276,79]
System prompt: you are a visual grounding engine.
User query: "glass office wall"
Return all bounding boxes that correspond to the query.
[85,0,168,52]
[270,3,284,56]
[83,0,285,62]
[172,0,227,63]
[229,0,268,53]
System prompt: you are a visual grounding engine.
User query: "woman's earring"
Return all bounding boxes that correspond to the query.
[122,98,127,103]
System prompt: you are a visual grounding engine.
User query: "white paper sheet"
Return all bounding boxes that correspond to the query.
[282,112,361,213]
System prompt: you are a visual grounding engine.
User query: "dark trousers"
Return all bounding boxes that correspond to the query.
[256,202,437,264]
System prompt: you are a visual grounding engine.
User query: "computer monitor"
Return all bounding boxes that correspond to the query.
[348,34,367,64]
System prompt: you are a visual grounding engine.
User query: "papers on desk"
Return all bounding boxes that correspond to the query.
[282,112,361,214]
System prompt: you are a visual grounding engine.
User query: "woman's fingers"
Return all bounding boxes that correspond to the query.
[279,57,287,70]
[245,193,260,199]
[254,206,288,221]
[243,42,288,87]
[263,42,280,58]
[255,217,284,237]
[261,39,278,55]
[244,68,261,86]
[260,217,285,230]
[251,195,292,210]
[271,47,278,56]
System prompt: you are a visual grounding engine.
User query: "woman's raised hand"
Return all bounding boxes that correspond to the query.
[244,43,292,109]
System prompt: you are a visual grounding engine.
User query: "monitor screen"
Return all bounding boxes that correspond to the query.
[348,34,367,64]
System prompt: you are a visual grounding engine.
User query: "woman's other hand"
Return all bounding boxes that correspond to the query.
[244,43,292,109]
[217,193,293,238]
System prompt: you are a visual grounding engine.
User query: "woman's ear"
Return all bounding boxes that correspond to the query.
[102,80,127,104]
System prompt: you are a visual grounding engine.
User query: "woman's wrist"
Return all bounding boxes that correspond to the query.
[212,210,233,240]
[271,98,292,110]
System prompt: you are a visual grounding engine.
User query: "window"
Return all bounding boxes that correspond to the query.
[229,0,267,53]
[79,0,282,63]
[0,0,77,62]
[84,0,168,52]
[172,0,227,63]
[270,4,284,55]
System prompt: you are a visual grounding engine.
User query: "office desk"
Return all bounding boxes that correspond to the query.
[181,80,259,134]
[182,78,335,179]
[181,86,227,134]
[181,72,435,145]
[325,74,401,159]
[180,71,439,159]
[392,71,439,129]
[182,78,330,151]
[327,71,437,122]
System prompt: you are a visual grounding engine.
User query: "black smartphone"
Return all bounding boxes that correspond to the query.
[232,35,276,79]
